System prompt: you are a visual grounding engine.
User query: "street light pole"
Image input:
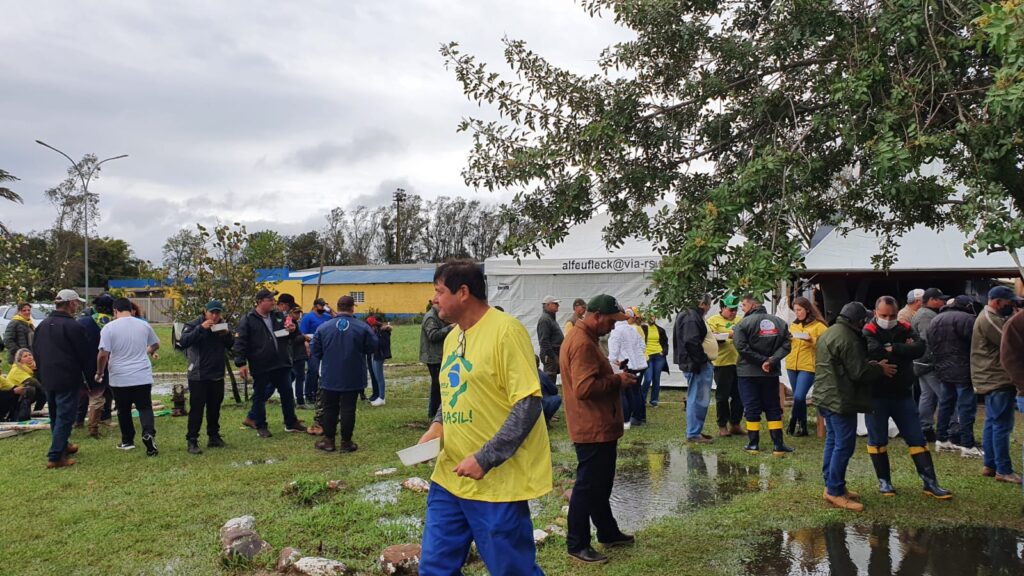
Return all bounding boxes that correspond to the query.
[36,140,127,300]
[393,188,407,264]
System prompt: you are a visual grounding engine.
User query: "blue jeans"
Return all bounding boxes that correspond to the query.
[292,358,307,404]
[643,353,667,406]
[621,370,646,424]
[787,369,815,424]
[421,482,543,576]
[820,407,858,497]
[936,379,976,447]
[866,396,926,448]
[304,356,320,404]
[685,361,713,439]
[369,358,386,400]
[541,395,561,423]
[247,367,299,429]
[917,371,942,432]
[983,389,1016,475]
[46,389,79,462]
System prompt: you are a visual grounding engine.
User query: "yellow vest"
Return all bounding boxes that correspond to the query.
[706,314,739,366]
[785,320,828,373]
[432,308,553,502]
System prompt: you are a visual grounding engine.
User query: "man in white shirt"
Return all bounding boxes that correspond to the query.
[96,298,161,456]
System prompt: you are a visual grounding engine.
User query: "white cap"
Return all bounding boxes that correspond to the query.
[542,295,560,305]
[54,289,84,303]
[906,288,925,304]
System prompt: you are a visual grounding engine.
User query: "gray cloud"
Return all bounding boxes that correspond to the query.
[285,130,405,172]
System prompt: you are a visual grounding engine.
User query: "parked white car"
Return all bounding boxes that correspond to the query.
[0,303,55,336]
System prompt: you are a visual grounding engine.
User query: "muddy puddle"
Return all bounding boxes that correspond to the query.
[746,524,1024,575]
[609,446,785,532]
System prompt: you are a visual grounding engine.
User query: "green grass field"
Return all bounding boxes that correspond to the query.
[2,364,1024,575]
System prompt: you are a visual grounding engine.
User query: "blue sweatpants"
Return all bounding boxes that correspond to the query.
[421,482,543,576]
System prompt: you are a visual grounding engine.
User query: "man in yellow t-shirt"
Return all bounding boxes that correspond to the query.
[707,295,744,436]
[417,260,552,576]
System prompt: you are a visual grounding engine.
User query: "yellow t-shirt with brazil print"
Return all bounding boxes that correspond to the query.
[431,308,553,502]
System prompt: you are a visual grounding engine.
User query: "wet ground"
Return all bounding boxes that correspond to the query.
[746,524,1024,576]
[607,445,794,532]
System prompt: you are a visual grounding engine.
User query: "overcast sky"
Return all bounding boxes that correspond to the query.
[1,1,632,262]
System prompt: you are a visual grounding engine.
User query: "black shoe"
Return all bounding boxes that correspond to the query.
[568,547,608,565]
[207,435,226,448]
[599,533,635,547]
[338,441,358,453]
[187,440,202,455]
[257,428,272,438]
[142,434,158,457]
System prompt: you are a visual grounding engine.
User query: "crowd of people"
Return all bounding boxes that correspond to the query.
[5,261,1024,574]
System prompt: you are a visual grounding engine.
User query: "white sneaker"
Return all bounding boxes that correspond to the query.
[935,441,957,452]
[961,446,984,459]
[117,443,136,450]
[623,422,631,430]
[370,398,386,407]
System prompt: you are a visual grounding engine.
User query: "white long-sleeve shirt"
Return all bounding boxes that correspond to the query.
[608,321,648,372]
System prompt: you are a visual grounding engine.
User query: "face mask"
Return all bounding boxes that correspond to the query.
[875,318,897,330]
[998,305,1015,317]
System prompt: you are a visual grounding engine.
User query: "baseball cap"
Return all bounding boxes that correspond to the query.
[988,285,1022,302]
[839,301,868,323]
[205,300,223,312]
[93,292,115,307]
[313,297,327,306]
[572,298,587,308]
[55,289,84,303]
[255,288,277,301]
[953,295,974,308]
[923,288,950,302]
[277,293,296,306]
[587,294,628,321]
[721,294,739,309]
[542,295,560,305]
[906,288,925,304]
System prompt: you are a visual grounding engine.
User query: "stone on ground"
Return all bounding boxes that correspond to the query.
[379,544,421,575]
[288,556,349,576]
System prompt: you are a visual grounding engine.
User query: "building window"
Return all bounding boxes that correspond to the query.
[350,291,365,304]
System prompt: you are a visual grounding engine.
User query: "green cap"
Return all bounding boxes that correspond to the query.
[721,294,739,309]
[205,300,223,312]
[587,294,628,320]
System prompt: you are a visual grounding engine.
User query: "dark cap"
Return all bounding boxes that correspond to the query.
[93,293,115,307]
[338,295,356,309]
[255,288,277,301]
[572,298,587,308]
[988,285,1022,302]
[952,295,975,309]
[587,294,628,321]
[277,293,296,306]
[205,300,223,312]
[839,301,869,324]
[923,288,950,302]
[313,297,327,306]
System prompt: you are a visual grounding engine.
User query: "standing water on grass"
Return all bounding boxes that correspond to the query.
[609,446,788,532]
[746,524,1024,575]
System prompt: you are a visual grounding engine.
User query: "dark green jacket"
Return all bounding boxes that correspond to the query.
[419,307,451,365]
[813,317,884,415]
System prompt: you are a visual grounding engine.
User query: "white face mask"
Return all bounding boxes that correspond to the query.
[875,318,897,330]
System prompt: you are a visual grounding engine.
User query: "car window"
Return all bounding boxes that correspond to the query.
[32,308,49,320]
[3,307,15,320]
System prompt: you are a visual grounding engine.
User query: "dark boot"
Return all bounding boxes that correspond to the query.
[912,449,953,500]
[744,430,760,454]
[869,450,895,496]
[787,417,797,436]
[187,439,202,455]
[769,428,794,456]
[795,419,809,437]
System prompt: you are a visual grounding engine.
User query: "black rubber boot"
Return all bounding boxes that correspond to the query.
[787,417,797,436]
[911,450,953,500]
[770,428,794,456]
[869,451,895,496]
[744,430,760,454]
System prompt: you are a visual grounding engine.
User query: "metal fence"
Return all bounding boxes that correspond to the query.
[129,298,175,323]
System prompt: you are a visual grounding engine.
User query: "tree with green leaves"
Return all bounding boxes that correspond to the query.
[442,0,1024,310]
[285,231,322,270]
[0,233,43,303]
[162,229,204,281]
[243,229,287,270]
[0,169,21,236]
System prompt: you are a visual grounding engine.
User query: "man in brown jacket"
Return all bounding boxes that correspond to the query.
[1000,299,1024,420]
[560,294,636,565]
[974,286,1022,483]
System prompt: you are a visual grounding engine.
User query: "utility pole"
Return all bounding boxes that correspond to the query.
[36,140,128,300]
[393,188,407,264]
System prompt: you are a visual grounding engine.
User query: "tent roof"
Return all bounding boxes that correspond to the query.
[304,267,435,285]
[802,226,1022,274]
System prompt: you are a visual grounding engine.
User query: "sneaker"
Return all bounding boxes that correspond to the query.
[142,434,158,456]
[207,436,226,448]
[960,446,984,459]
[117,442,136,451]
[370,398,386,407]
[338,441,358,453]
[649,401,659,407]
[187,440,202,455]
[257,428,272,438]
[997,473,1023,484]
[623,422,632,430]
[935,440,958,453]
[285,420,306,433]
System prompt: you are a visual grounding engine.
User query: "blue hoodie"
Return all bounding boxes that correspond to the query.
[310,314,379,392]
[300,309,332,335]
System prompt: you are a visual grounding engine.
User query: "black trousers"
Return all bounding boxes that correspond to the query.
[186,379,224,441]
[111,384,155,444]
[738,375,783,423]
[714,365,744,427]
[427,363,441,419]
[321,390,359,442]
[0,390,19,421]
[568,440,623,552]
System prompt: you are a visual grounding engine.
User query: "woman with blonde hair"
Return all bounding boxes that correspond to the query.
[786,297,828,436]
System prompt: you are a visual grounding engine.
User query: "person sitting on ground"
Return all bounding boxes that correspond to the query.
[6,348,43,421]
[0,369,19,421]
